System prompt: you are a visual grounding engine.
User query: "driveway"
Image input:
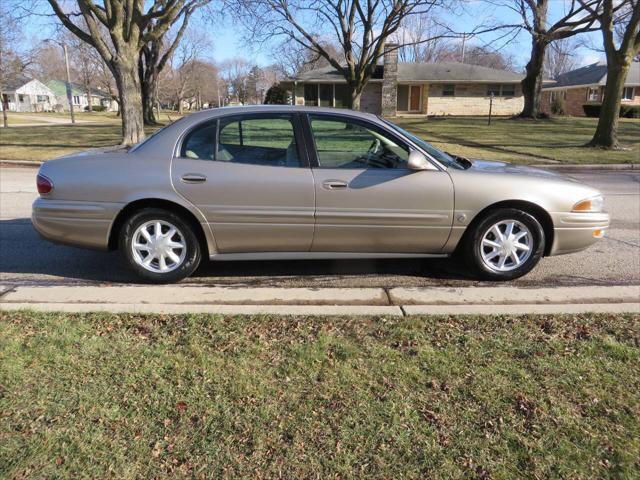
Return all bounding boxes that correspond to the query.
[1,166,638,288]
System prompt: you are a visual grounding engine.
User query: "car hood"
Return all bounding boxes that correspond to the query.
[466,159,581,182]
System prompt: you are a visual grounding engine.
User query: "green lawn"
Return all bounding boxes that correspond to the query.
[2,311,638,479]
[393,116,640,165]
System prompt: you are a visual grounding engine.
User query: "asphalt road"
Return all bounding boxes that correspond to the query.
[1,166,638,288]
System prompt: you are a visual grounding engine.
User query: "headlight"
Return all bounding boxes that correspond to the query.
[572,195,604,212]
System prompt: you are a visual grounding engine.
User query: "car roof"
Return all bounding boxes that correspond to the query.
[182,105,380,122]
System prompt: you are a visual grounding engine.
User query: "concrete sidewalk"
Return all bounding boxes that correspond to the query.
[1,284,638,316]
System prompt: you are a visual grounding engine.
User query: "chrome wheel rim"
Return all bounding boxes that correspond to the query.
[480,220,533,272]
[131,220,187,273]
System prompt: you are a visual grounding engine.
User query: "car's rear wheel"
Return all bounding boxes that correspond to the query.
[463,208,545,281]
[119,208,201,283]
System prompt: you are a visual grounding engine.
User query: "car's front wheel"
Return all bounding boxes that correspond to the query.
[119,208,202,283]
[464,208,545,281]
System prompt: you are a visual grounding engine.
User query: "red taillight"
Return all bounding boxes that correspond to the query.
[37,174,53,195]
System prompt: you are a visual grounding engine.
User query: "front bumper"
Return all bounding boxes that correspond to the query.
[548,211,610,256]
[32,198,123,250]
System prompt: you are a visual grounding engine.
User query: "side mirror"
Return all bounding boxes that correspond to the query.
[407,150,430,171]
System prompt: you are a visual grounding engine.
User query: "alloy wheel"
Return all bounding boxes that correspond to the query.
[131,220,187,273]
[479,219,533,272]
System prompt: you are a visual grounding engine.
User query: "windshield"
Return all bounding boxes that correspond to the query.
[381,119,465,170]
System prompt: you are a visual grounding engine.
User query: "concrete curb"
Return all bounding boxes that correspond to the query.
[2,302,637,316]
[389,285,640,306]
[0,303,404,316]
[1,284,638,315]
[1,285,389,306]
[0,160,42,168]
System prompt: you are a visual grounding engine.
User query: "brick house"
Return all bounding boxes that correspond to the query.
[542,61,640,116]
[282,44,526,117]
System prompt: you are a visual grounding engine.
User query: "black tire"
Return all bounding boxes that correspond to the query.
[119,208,202,284]
[463,208,545,281]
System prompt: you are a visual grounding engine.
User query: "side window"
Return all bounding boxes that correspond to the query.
[217,115,300,167]
[181,121,216,160]
[309,115,409,169]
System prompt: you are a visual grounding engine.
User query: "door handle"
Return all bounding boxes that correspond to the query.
[323,180,348,190]
[181,173,207,184]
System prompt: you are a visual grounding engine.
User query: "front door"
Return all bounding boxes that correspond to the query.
[409,85,422,112]
[306,114,454,253]
[171,112,315,253]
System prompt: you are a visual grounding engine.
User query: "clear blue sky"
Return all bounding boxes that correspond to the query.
[19,1,604,70]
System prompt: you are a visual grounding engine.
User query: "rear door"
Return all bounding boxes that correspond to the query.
[171,112,315,253]
[305,113,454,253]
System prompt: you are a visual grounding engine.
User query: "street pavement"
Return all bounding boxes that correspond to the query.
[1,166,639,289]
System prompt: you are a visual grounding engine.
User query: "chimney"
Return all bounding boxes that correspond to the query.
[381,43,399,116]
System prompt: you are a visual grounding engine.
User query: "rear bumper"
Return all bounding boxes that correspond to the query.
[32,198,123,250]
[548,211,610,256]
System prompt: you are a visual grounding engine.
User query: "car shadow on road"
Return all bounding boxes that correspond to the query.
[0,218,475,286]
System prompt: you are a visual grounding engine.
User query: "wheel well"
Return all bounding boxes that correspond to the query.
[462,200,554,256]
[108,198,209,254]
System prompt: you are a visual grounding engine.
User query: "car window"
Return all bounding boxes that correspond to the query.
[217,115,300,167]
[309,115,409,169]
[181,122,216,160]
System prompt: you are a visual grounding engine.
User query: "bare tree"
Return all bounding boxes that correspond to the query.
[271,38,340,77]
[394,13,451,62]
[496,0,604,118]
[46,0,202,144]
[581,0,640,149]
[139,1,209,125]
[544,37,579,79]
[220,57,251,104]
[165,28,212,113]
[67,34,99,112]
[0,10,34,127]
[231,0,446,109]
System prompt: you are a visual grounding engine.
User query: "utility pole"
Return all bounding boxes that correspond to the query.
[62,43,76,124]
[45,39,75,124]
[461,33,467,64]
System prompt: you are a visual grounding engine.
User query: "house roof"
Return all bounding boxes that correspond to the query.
[293,62,524,83]
[47,79,111,98]
[544,61,640,89]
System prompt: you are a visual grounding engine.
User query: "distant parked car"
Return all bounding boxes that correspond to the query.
[33,106,609,283]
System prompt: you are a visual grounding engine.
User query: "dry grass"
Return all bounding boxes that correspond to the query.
[2,311,639,479]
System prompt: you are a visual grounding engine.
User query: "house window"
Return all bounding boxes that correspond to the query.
[36,95,48,103]
[487,84,515,97]
[73,95,81,105]
[501,84,515,97]
[304,84,318,107]
[551,91,567,103]
[334,84,350,108]
[18,94,25,102]
[442,84,455,97]
[622,87,635,101]
[587,88,599,102]
[487,84,501,97]
[319,84,333,107]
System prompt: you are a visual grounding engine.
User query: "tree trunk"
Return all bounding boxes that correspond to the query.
[113,63,145,145]
[1,91,8,128]
[519,38,548,118]
[588,60,629,149]
[84,83,93,113]
[141,77,159,125]
[349,84,363,111]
